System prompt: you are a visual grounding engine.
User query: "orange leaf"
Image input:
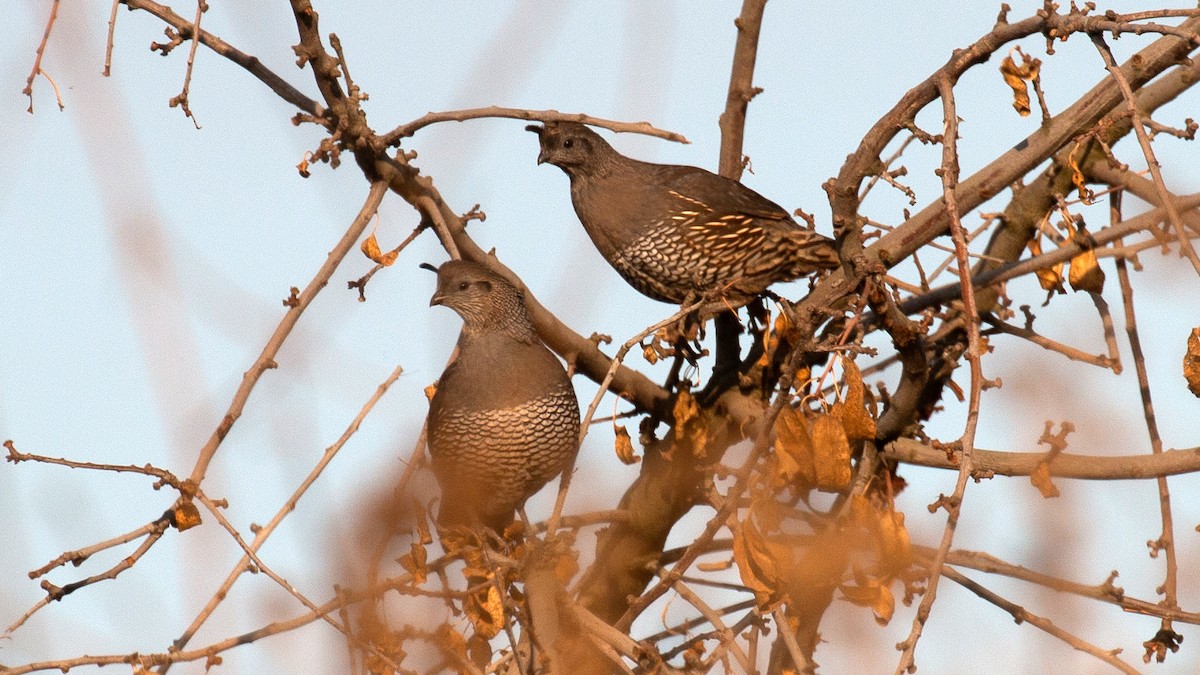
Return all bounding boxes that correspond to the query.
[413,498,434,545]
[876,508,914,575]
[614,425,641,465]
[398,542,429,585]
[1028,236,1066,294]
[1185,328,1200,398]
[832,359,876,444]
[810,414,853,492]
[697,558,734,572]
[1068,246,1104,294]
[673,389,708,456]
[554,547,580,585]
[171,501,202,531]
[642,343,659,365]
[999,49,1039,117]
[774,406,815,486]
[1067,141,1097,205]
[840,573,896,625]
[1030,460,1060,498]
[361,232,399,266]
[434,624,469,665]
[466,585,505,639]
[732,518,791,610]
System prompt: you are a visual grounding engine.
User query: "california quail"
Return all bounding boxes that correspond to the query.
[426,260,581,532]
[527,121,839,305]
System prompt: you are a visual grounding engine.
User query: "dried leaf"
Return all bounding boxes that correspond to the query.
[398,542,429,585]
[673,389,709,456]
[1028,236,1065,294]
[697,558,734,572]
[732,518,791,610]
[614,425,641,465]
[876,508,914,575]
[360,232,399,266]
[1067,142,1097,205]
[1030,461,1061,498]
[810,414,853,492]
[1184,328,1200,397]
[999,48,1040,117]
[840,576,895,626]
[832,359,876,444]
[774,406,815,486]
[171,501,202,531]
[434,624,470,669]
[682,642,708,669]
[642,343,659,365]
[1068,246,1105,293]
[466,585,505,639]
[759,311,788,368]
[413,498,434,545]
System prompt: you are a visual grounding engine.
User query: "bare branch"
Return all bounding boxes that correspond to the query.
[883,438,1200,480]
[381,107,689,147]
[122,0,325,118]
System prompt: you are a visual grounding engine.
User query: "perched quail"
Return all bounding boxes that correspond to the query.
[527,121,839,305]
[426,260,581,532]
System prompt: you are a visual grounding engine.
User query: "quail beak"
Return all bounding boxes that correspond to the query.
[429,293,445,307]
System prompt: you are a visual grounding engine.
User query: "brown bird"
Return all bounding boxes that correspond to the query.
[426,260,580,532]
[527,121,839,306]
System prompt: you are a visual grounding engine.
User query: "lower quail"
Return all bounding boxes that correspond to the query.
[527,121,839,306]
[426,260,580,532]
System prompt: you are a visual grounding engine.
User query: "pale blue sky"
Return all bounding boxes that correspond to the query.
[3,2,1199,672]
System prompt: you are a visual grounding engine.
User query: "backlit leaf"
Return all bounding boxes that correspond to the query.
[810,414,853,491]
[1031,461,1061,498]
[614,425,640,465]
[1184,328,1200,397]
[999,48,1040,117]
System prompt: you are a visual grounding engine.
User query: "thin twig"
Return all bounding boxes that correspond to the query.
[771,607,810,674]
[941,567,1140,674]
[162,362,403,669]
[668,579,753,672]
[188,181,387,485]
[1089,292,1123,374]
[895,75,982,675]
[916,547,1200,626]
[104,0,120,76]
[980,313,1117,369]
[381,107,688,147]
[123,0,325,117]
[1091,32,1200,276]
[23,0,63,113]
[4,441,184,491]
[169,0,207,127]
[1112,193,1180,638]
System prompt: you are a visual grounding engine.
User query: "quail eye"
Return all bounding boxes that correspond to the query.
[563,138,574,149]
[458,281,470,291]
